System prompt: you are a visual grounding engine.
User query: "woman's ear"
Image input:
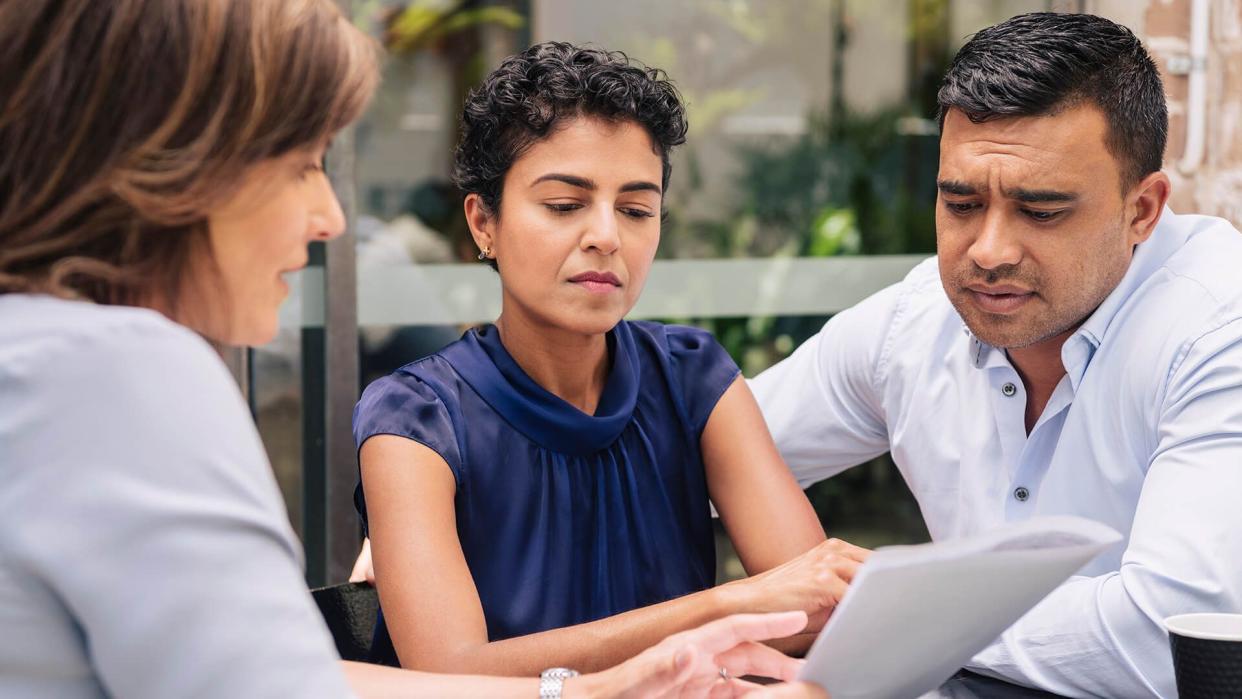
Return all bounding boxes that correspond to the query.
[464,193,495,257]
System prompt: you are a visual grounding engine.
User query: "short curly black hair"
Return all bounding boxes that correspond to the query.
[452,41,688,219]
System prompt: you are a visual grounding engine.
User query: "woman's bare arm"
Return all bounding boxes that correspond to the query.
[702,377,831,572]
[340,610,815,698]
[701,377,872,650]
[361,435,766,675]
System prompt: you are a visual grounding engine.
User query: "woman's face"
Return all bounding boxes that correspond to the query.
[467,116,664,336]
[200,143,343,346]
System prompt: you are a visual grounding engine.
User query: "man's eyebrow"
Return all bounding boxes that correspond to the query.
[1005,188,1079,203]
[532,173,596,190]
[619,181,662,195]
[937,180,1078,203]
[937,180,978,196]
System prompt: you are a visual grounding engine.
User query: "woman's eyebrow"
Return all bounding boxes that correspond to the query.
[532,173,595,190]
[620,181,661,195]
[530,173,661,195]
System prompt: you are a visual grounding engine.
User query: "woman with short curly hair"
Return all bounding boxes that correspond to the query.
[354,41,868,678]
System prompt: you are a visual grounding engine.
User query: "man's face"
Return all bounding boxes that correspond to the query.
[936,105,1138,350]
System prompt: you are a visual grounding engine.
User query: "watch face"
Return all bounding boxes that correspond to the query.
[543,667,580,680]
[540,668,581,699]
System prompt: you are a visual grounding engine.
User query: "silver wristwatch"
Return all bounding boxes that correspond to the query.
[539,667,580,699]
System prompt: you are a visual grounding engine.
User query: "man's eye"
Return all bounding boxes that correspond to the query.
[945,201,977,215]
[1022,209,1063,222]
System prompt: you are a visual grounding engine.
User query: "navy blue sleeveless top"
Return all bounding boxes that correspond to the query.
[352,320,739,664]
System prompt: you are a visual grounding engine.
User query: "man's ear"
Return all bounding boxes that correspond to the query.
[1126,170,1171,246]
[464,193,495,256]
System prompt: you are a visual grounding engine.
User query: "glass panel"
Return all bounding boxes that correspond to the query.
[253,328,305,539]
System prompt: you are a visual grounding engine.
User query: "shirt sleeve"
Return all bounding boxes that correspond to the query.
[2,319,353,699]
[748,281,900,488]
[352,371,463,486]
[664,324,743,436]
[967,321,1242,699]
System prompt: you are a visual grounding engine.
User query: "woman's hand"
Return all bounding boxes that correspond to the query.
[348,538,374,584]
[722,539,870,633]
[573,611,824,698]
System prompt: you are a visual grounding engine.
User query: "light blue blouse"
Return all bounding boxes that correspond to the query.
[0,295,350,698]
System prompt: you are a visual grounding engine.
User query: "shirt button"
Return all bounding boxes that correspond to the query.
[1001,382,1017,397]
[1014,487,1030,502]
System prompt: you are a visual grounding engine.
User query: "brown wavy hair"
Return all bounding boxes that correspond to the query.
[0,0,379,308]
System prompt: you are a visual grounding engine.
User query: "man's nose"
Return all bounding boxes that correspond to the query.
[967,209,1022,270]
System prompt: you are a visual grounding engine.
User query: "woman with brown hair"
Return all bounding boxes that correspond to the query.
[0,1,821,697]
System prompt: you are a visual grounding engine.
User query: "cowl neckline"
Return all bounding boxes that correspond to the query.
[440,321,640,456]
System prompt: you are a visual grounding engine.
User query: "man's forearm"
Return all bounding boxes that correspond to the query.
[966,574,1172,698]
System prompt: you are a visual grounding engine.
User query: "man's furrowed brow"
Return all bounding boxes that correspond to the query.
[1005,187,1079,204]
[937,180,1079,204]
[937,180,978,196]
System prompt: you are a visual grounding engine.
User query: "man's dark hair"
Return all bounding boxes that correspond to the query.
[937,12,1167,188]
[452,41,687,219]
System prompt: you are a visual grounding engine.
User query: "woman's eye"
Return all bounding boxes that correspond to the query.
[545,203,582,214]
[620,208,655,219]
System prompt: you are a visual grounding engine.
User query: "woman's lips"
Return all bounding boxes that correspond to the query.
[569,271,622,294]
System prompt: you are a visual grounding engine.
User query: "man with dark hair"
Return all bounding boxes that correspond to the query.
[754,12,1242,697]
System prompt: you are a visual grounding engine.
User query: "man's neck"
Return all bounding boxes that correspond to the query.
[1006,326,1076,434]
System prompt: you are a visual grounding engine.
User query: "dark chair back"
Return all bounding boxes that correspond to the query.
[310,582,378,662]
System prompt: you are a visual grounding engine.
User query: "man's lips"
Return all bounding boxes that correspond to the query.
[965,284,1035,314]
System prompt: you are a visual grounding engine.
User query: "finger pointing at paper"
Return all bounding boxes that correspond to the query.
[718,538,872,638]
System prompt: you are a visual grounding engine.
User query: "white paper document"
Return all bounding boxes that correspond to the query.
[798,516,1122,699]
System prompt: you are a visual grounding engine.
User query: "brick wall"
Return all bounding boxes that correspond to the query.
[1089,0,1242,227]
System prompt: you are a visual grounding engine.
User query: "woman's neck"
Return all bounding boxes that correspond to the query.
[493,310,611,415]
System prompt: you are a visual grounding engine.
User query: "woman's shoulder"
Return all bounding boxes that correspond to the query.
[624,321,740,433]
[0,294,228,393]
[353,349,467,453]
[0,295,277,538]
[358,348,461,412]
[626,320,734,369]
[627,319,714,347]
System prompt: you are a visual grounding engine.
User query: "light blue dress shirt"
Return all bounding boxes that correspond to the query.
[751,209,1242,698]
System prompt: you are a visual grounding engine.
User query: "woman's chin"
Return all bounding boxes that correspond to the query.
[226,316,280,349]
[556,308,629,336]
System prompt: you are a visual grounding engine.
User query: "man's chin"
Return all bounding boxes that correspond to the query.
[961,312,1078,351]
[955,305,1042,350]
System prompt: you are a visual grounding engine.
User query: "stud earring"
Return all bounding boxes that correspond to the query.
[477,247,491,261]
